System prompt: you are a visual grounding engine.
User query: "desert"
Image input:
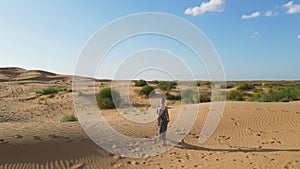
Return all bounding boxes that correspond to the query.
[0,67,299,169]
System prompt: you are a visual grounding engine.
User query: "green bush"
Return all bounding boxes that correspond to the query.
[227,90,246,101]
[166,92,181,100]
[149,80,159,84]
[253,87,263,93]
[135,79,147,87]
[60,88,72,93]
[226,84,234,89]
[139,85,154,97]
[96,88,121,109]
[158,81,177,92]
[237,83,254,91]
[197,81,211,87]
[98,83,106,88]
[220,84,233,89]
[182,89,199,104]
[253,87,299,102]
[36,87,72,96]
[36,87,59,96]
[200,93,211,103]
[279,97,291,102]
[60,115,77,122]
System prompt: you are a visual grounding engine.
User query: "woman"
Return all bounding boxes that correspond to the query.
[157,98,170,146]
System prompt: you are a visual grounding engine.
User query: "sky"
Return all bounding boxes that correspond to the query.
[0,0,299,80]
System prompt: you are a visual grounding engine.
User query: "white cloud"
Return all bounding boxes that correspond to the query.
[265,10,275,16]
[241,12,260,19]
[298,34,300,39]
[251,32,259,38]
[283,1,300,14]
[185,0,225,16]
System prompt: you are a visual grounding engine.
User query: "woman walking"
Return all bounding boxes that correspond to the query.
[157,98,170,146]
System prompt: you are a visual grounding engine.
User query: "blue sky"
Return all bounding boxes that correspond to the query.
[0,0,299,80]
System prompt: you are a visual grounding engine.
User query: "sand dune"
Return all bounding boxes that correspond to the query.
[0,68,299,169]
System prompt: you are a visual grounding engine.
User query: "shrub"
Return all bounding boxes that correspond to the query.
[36,87,72,96]
[149,80,159,84]
[196,81,201,87]
[182,89,199,104]
[253,87,299,102]
[212,91,227,101]
[237,83,254,91]
[60,115,77,122]
[227,90,245,101]
[204,81,211,86]
[253,88,263,93]
[98,83,106,88]
[158,81,177,92]
[135,79,147,87]
[166,92,181,100]
[200,93,211,103]
[278,88,299,101]
[96,88,121,109]
[61,88,72,93]
[197,81,211,87]
[279,97,291,102]
[221,84,234,89]
[139,85,154,97]
[36,87,59,96]
[220,84,228,89]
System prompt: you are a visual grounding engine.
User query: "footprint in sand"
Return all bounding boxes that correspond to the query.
[230,118,240,126]
[62,136,73,142]
[112,163,124,168]
[0,139,7,144]
[127,160,139,165]
[71,163,85,169]
[77,136,87,140]
[13,134,23,139]
[32,136,42,140]
[48,134,59,138]
[112,155,121,160]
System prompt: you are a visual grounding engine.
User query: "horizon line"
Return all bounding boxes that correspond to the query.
[0,66,299,81]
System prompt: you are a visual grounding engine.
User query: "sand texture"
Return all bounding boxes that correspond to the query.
[0,67,299,169]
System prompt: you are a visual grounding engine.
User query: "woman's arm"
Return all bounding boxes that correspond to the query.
[166,107,170,122]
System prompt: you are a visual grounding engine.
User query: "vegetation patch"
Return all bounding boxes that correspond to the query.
[139,85,155,97]
[182,89,199,104]
[60,115,77,122]
[237,82,255,91]
[135,79,147,87]
[61,88,72,93]
[149,80,159,84]
[227,90,246,101]
[36,87,59,96]
[166,92,181,100]
[36,87,72,96]
[96,88,121,109]
[98,83,106,88]
[253,87,299,102]
[200,93,211,103]
[158,81,177,92]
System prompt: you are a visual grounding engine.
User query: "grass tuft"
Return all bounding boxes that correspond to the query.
[60,115,77,122]
[36,87,59,96]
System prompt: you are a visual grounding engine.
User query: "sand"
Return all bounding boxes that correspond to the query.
[0,67,299,169]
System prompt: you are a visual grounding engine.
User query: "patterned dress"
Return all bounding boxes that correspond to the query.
[157,106,168,141]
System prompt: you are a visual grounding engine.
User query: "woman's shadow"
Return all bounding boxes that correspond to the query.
[171,140,300,153]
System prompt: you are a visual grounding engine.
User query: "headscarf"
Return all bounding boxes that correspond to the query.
[157,98,166,117]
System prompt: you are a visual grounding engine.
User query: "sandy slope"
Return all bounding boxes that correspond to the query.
[0,68,299,169]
